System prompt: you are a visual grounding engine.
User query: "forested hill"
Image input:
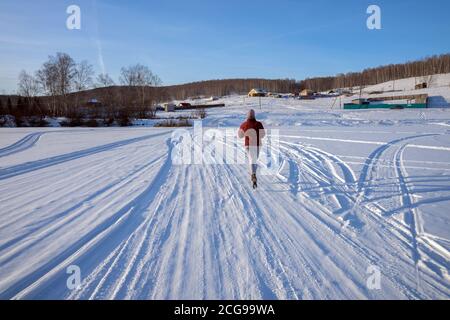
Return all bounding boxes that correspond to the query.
[2,54,449,108]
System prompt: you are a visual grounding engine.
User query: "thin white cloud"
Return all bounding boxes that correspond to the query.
[92,0,106,75]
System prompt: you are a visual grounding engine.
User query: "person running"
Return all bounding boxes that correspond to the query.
[238,109,265,189]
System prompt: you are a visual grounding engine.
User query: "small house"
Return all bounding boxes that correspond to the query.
[248,89,266,97]
[300,89,314,97]
[299,89,315,99]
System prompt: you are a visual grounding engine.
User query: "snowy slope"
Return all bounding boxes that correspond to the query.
[362,73,450,93]
[1,93,450,300]
[360,73,450,108]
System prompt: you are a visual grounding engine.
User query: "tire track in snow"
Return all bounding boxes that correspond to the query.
[286,135,435,235]
[215,164,292,298]
[220,139,372,298]
[278,142,358,224]
[394,144,423,292]
[3,130,448,299]
[350,135,444,247]
[94,162,217,299]
[68,140,185,300]
[354,134,437,208]
[0,153,166,257]
[0,131,169,180]
[358,134,450,296]
[221,165,303,298]
[394,144,450,293]
[93,170,176,300]
[0,137,167,232]
[0,132,45,158]
[272,140,435,298]
[3,138,174,299]
[0,129,95,159]
[70,171,179,299]
[146,140,266,299]
[287,135,449,297]
[129,136,307,299]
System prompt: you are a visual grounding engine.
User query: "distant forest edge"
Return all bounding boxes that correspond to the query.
[301,53,450,92]
[158,53,450,97]
[3,54,450,102]
[1,53,450,126]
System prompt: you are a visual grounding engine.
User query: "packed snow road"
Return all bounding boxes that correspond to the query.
[0,122,449,299]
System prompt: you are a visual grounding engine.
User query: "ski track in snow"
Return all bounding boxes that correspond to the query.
[0,122,449,299]
[0,129,95,159]
[0,132,45,158]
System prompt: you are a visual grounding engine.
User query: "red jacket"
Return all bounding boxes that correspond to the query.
[238,119,265,147]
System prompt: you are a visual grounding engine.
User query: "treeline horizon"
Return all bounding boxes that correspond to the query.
[300,53,450,92]
[0,52,165,126]
[158,53,450,95]
[2,53,449,101]
[1,53,450,126]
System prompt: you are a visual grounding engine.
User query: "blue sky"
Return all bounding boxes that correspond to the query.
[1,0,449,93]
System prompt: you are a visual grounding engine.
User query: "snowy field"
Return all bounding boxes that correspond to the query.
[1,81,450,299]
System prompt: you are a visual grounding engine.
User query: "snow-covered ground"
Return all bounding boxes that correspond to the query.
[1,80,450,299]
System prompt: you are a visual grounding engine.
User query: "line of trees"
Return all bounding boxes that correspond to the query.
[164,54,450,98]
[162,78,298,100]
[2,52,450,126]
[300,54,450,92]
[1,52,164,126]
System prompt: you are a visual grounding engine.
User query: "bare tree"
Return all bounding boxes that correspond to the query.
[120,64,162,118]
[18,70,40,105]
[52,52,76,96]
[71,60,94,111]
[36,53,76,116]
[120,64,161,87]
[36,66,57,116]
[95,74,119,119]
[73,60,94,92]
[96,73,115,87]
